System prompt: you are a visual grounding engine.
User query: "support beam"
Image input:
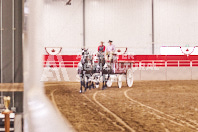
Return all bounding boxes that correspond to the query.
[12,0,15,110]
[2,0,12,83]
[14,0,23,83]
[83,0,85,48]
[152,0,154,55]
[0,0,3,104]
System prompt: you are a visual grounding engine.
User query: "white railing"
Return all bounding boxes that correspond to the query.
[44,60,198,68]
[44,61,79,68]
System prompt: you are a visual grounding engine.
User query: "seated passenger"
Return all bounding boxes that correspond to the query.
[106,40,115,62]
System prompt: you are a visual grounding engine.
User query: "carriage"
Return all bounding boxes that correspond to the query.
[97,47,134,88]
[78,47,134,92]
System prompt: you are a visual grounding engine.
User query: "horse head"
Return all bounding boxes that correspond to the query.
[81,48,89,56]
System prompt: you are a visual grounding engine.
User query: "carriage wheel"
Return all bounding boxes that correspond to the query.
[126,69,133,87]
[117,75,122,88]
[107,78,112,87]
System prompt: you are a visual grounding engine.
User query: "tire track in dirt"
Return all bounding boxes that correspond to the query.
[82,94,125,131]
[124,89,198,131]
[46,84,66,109]
[46,83,129,131]
[50,88,59,110]
[93,91,136,132]
[147,111,176,132]
[101,91,172,131]
[160,123,170,132]
[178,114,198,127]
[47,84,122,131]
[50,87,75,130]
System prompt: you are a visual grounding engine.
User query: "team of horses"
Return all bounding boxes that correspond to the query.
[78,48,113,93]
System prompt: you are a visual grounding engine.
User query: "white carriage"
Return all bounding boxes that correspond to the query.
[94,47,134,88]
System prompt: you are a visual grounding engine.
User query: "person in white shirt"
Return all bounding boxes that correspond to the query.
[106,40,115,62]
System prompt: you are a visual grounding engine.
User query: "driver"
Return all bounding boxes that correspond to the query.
[106,40,115,62]
[98,41,105,53]
[97,41,106,66]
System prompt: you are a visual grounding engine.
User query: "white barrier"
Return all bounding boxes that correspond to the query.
[42,66,198,82]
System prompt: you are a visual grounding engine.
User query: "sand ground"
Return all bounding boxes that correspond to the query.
[45,80,198,132]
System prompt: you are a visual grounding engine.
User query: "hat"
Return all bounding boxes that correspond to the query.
[108,40,113,43]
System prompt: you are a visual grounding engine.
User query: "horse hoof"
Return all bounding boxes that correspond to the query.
[84,88,87,92]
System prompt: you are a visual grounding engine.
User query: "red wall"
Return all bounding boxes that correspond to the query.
[44,55,198,67]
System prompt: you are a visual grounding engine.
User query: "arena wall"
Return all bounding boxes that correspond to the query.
[85,0,152,54]
[42,0,83,49]
[154,0,198,54]
[42,55,198,82]
[192,67,198,80]
[42,0,198,55]
[41,0,198,82]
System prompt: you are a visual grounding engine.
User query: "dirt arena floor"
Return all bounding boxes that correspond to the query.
[45,80,198,132]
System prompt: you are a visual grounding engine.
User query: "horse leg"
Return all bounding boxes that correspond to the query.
[87,76,92,90]
[82,73,87,92]
[105,74,110,87]
[104,75,107,88]
[80,75,83,93]
[90,75,94,89]
[84,76,88,92]
[91,81,94,89]
[102,75,106,90]
[80,80,83,93]
[102,80,105,90]
[95,76,99,88]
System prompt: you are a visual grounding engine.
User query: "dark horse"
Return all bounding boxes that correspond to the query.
[93,51,112,90]
[78,48,94,93]
[78,49,112,93]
